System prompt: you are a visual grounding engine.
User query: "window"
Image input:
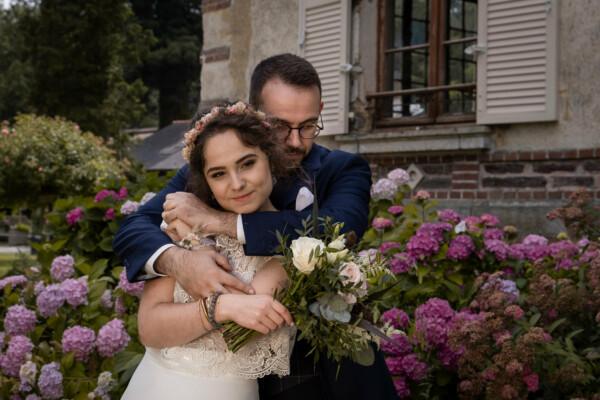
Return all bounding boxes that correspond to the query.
[371,0,477,126]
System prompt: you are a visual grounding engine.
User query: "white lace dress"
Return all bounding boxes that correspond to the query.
[122,235,295,400]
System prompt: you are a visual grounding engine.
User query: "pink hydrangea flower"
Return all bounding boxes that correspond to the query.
[2,129,8,134]
[406,233,439,259]
[393,376,411,398]
[388,205,404,214]
[556,258,577,271]
[19,359,37,392]
[523,234,548,247]
[120,200,139,215]
[371,178,398,200]
[378,241,401,254]
[1,335,33,377]
[483,228,503,241]
[417,222,453,243]
[60,278,89,307]
[38,362,63,399]
[50,254,74,282]
[116,270,145,297]
[62,326,96,362]
[115,187,128,201]
[438,209,462,224]
[385,356,403,375]
[387,168,410,185]
[504,305,525,321]
[527,245,550,261]
[382,308,410,329]
[95,319,130,357]
[94,189,118,203]
[0,275,28,290]
[381,334,413,356]
[446,235,475,260]
[4,305,36,336]
[105,208,115,220]
[523,373,539,391]
[414,190,431,200]
[548,240,578,258]
[372,217,393,230]
[480,213,499,226]
[389,252,416,274]
[100,289,113,309]
[484,239,509,261]
[508,243,528,260]
[115,295,127,316]
[400,353,430,381]
[464,216,482,226]
[66,207,84,226]
[36,284,66,318]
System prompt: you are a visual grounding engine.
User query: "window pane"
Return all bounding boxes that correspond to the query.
[446,0,477,40]
[446,42,476,84]
[443,89,476,115]
[389,0,430,48]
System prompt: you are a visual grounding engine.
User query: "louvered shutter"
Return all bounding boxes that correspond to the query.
[476,0,559,124]
[299,0,351,135]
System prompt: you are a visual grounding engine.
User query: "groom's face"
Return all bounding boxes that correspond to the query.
[259,79,322,165]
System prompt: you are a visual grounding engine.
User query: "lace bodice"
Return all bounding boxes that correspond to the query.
[147,235,295,379]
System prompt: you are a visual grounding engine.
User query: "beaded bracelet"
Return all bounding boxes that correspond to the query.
[207,291,223,329]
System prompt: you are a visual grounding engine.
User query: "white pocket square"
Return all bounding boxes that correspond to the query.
[295,187,314,211]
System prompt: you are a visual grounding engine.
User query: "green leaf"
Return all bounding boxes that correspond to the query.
[61,350,76,370]
[114,350,144,374]
[354,345,375,366]
[415,265,431,284]
[529,313,541,327]
[89,258,108,280]
[99,235,114,252]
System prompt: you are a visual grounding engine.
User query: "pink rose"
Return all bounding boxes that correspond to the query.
[339,262,367,304]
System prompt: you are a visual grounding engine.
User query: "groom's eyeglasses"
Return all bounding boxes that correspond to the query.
[271,114,323,141]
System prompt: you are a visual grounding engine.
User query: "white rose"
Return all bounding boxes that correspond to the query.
[325,236,349,264]
[290,237,325,274]
[339,261,367,303]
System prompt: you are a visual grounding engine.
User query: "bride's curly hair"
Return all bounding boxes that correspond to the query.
[186,103,299,210]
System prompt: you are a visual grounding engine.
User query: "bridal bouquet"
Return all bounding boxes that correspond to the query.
[222,217,396,366]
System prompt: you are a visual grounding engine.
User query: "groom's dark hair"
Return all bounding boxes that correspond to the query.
[249,54,321,108]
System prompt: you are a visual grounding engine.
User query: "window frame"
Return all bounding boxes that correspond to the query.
[372,0,477,128]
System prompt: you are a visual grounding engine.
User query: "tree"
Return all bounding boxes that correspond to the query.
[130,0,203,128]
[29,0,155,144]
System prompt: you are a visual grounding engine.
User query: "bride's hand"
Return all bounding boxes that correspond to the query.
[162,218,193,242]
[215,294,293,335]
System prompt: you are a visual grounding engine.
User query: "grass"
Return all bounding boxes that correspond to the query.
[0,251,36,278]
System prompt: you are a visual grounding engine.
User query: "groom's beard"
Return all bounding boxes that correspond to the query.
[286,147,306,164]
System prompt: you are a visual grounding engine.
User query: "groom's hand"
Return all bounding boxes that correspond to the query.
[162,192,237,239]
[155,246,255,299]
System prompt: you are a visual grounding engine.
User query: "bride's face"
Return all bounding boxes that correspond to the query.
[203,129,275,214]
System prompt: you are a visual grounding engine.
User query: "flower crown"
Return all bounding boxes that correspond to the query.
[182,101,269,162]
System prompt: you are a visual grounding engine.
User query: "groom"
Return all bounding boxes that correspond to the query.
[113,54,396,399]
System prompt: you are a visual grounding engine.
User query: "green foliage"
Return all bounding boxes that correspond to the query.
[0,169,175,397]
[130,0,203,127]
[0,115,129,209]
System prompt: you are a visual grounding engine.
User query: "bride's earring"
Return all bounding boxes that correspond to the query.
[272,175,277,186]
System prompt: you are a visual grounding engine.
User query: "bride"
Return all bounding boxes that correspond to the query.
[122,102,298,400]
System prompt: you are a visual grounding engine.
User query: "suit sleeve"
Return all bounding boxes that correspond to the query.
[241,152,372,256]
[112,166,189,282]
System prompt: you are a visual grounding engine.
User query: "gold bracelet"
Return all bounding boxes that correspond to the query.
[198,298,212,331]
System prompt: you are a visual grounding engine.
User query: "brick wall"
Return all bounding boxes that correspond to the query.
[367,147,600,202]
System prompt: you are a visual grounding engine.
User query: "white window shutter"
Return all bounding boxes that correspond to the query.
[476,0,559,124]
[299,0,351,135]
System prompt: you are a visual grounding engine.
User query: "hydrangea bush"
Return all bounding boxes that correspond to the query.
[0,171,173,398]
[364,169,600,399]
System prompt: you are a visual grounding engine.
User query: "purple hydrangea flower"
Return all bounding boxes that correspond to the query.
[480,213,499,226]
[100,289,114,309]
[36,284,65,318]
[0,275,28,290]
[370,178,398,200]
[19,360,37,392]
[95,319,130,357]
[119,200,140,215]
[437,345,462,370]
[556,258,577,271]
[483,279,520,300]
[527,245,550,261]
[484,239,509,261]
[94,371,116,400]
[389,252,416,274]
[378,242,401,254]
[33,281,45,296]
[25,395,42,400]
[548,240,578,258]
[483,228,503,241]
[385,356,404,375]
[38,362,63,399]
[417,222,452,243]
[381,333,413,356]
[446,235,475,260]
[105,208,115,220]
[372,217,393,230]
[115,187,128,201]
[1,336,33,377]
[50,255,75,282]
[66,207,84,226]
[388,205,404,215]
[60,278,89,307]
[382,308,410,329]
[415,298,455,321]
[116,270,144,297]
[4,305,36,336]
[577,238,590,248]
[387,168,410,185]
[508,243,528,260]
[464,216,482,226]
[401,353,431,381]
[62,326,96,362]
[523,234,548,247]
[438,209,462,224]
[115,295,127,317]
[406,233,439,259]
[393,376,410,398]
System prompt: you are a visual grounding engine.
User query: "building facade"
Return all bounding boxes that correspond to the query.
[199,0,600,235]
